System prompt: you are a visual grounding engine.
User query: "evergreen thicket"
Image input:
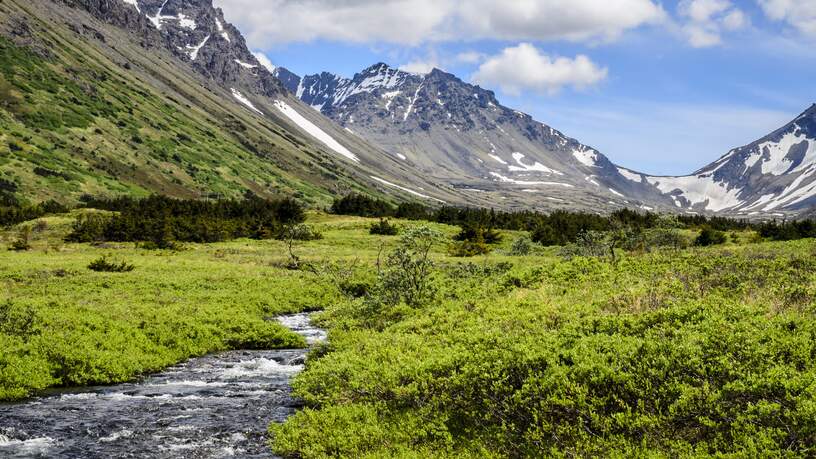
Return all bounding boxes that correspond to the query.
[0,200,68,227]
[330,194,772,245]
[67,195,305,245]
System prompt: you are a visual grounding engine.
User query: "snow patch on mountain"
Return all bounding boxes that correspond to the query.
[147,1,196,30]
[507,152,563,175]
[176,14,196,29]
[403,81,424,121]
[490,172,574,187]
[122,0,140,13]
[646,175,744,212]
[186,35,209,60]
[617,167,642,182]
[147,0,168,29]
[273,100,359,163]
[371,176,444,202]
[230,88,262,115]
[751,165,816,211]
[489,154,508,165]
[381,91,401,111]
[573,148,598,167]
[234,59,256,69]
[215,18,230,42]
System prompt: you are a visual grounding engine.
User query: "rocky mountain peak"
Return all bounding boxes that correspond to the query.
[78,0,286,97]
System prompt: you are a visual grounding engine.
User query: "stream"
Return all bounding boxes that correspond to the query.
[0,313,326,458]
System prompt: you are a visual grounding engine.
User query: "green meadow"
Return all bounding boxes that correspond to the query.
[2,210,816,457]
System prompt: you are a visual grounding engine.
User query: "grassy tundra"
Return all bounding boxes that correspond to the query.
[2,210,815,457]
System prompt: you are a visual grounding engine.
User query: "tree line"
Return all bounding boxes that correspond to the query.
[330,193,810,245]
[65,195,307,246]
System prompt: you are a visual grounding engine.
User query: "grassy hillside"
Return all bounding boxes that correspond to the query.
[0,0,380,206]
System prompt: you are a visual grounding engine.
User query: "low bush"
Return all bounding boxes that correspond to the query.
[449,240,491,257]
[7,226,31,251]
[87,256,135,272]
[369,218,399,236]
[507,236,533,256]
[695,226,727,246]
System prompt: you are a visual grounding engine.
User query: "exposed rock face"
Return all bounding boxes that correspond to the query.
[279,62,816,216]
[27,0,816,215]
[613,105,816,216]
[275,63,674,210]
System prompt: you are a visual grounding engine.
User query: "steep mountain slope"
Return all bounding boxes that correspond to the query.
[275,63,676,212]
[615,105,816,216]
[0,0,469,207]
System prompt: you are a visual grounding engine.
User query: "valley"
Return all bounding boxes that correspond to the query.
[2,207,815,456]
[2,0,816,457]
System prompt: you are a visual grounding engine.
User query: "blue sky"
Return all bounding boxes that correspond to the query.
[215,0,816,175]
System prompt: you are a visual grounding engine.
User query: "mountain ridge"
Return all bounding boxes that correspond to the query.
[277,61,816,216]
[274,62,675,213]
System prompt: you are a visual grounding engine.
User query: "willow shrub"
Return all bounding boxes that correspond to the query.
[273,241,816,457]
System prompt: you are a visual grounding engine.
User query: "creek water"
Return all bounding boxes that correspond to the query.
[0,313,325,458]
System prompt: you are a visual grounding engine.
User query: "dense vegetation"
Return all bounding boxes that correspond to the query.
[0,27,344,205]
[0,212,343,400]
[330,194,766,246]
[4,199,816,457]
[66,195,306,245]
[0,199,68,227]
[271,224,816,457]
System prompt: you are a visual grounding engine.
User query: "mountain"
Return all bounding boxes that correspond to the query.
[0,0,471,207]
[3,0,813,216]
[275,63,678,212]
[615,105,816,216]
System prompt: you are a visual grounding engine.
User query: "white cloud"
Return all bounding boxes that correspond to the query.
[399,59,439,74]
[677,0,748,47]
[454,51,485,65]
[252,51,276,72]
[685,24,723,47]
[683,0,730,22]
[757,0,816,37]
[213,0,665,46]
[472,43,607,96]
[722,9,747,30]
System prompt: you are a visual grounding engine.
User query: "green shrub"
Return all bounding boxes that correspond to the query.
[449,240,491,257]
[331,194,394,217]
[366,226,443,312]
[695,226,727,246]
[7,226,31,251]
[559,230,613,259]
[453,224,502,244]
[369,218,399,236]
[508,236,533,256]
[87,256,135,272]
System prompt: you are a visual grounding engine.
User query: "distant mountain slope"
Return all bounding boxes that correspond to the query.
[275,63,676,212]
[0,0,469,206]
[614,105,816,216]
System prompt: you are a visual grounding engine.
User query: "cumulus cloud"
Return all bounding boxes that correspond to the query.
[472,43,607,96]
[399,59,440,74]
[677,0,748,47]
[213,0,665,46]
[757,0,816,37]
[454,51,486,65]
